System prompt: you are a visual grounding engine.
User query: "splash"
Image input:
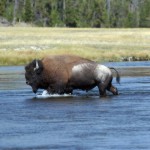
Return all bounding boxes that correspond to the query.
[36,90,73,98]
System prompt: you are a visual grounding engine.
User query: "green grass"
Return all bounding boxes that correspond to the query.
[0,27,150,65]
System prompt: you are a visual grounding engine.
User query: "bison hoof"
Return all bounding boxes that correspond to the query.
[100,94,107,98]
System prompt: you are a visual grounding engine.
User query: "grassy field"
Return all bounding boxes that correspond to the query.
[0,27,150,65]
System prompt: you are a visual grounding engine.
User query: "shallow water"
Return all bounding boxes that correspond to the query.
[0,61,150,150]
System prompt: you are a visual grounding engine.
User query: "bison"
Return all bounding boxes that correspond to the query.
[25,55,120,97]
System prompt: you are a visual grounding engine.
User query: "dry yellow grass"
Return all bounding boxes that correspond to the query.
[0,27,149,65]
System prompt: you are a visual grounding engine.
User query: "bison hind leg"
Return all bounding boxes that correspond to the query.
[107,83,118,95]
[97,83,107,97]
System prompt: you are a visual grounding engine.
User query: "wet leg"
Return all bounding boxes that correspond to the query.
[47,82,66,95]
[107,83,118,95]
[64,86,73,94]
[98,83,107,97]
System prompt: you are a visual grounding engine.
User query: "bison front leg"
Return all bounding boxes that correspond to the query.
[64,86,73,94]
[57,84,66,95]
[47,86,55,94]
[48,82,67,95]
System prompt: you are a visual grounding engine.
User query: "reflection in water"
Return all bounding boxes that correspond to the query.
[0,62,150,149]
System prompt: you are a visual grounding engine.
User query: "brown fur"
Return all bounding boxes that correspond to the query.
[41,55,94,94]
[25,55,120,96]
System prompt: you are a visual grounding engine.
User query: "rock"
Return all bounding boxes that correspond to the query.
[0,17,11,27]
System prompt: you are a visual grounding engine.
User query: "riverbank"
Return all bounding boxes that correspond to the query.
[0,27,149,65]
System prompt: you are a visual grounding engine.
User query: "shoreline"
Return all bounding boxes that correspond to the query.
[0,63,150,77]
[0,27,149,66]
[0,49,149,66]
[117,67,150,77]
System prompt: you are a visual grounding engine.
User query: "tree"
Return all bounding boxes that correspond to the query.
[139,0,150,27]
[65,0,80,27]
[92,0,109,27]
[12,0,18,25]
[24,0,33,22]
[106,0,111,27]
[0,0,6,16]
[0,0,150,27]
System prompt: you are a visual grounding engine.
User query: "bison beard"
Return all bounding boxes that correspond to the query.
[25,55,120,97]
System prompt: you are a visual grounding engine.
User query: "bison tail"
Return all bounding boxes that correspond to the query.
[109,67,120,84]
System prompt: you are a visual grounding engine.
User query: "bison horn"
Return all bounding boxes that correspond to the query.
[34,60,39,71]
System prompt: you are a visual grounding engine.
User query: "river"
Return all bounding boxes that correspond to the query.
[0,61,150,150]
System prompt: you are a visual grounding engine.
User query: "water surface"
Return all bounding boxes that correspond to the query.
[0,61,150,150]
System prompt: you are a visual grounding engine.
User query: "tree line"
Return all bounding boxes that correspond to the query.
[0,0,150,27]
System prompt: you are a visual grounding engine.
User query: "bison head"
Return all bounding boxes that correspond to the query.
[25,59,43,93]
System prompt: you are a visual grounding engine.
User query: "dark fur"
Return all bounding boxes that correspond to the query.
[25,55,120,97]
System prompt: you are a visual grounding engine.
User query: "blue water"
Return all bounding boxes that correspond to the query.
[105,61,150,68]
[0,61,150,150]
